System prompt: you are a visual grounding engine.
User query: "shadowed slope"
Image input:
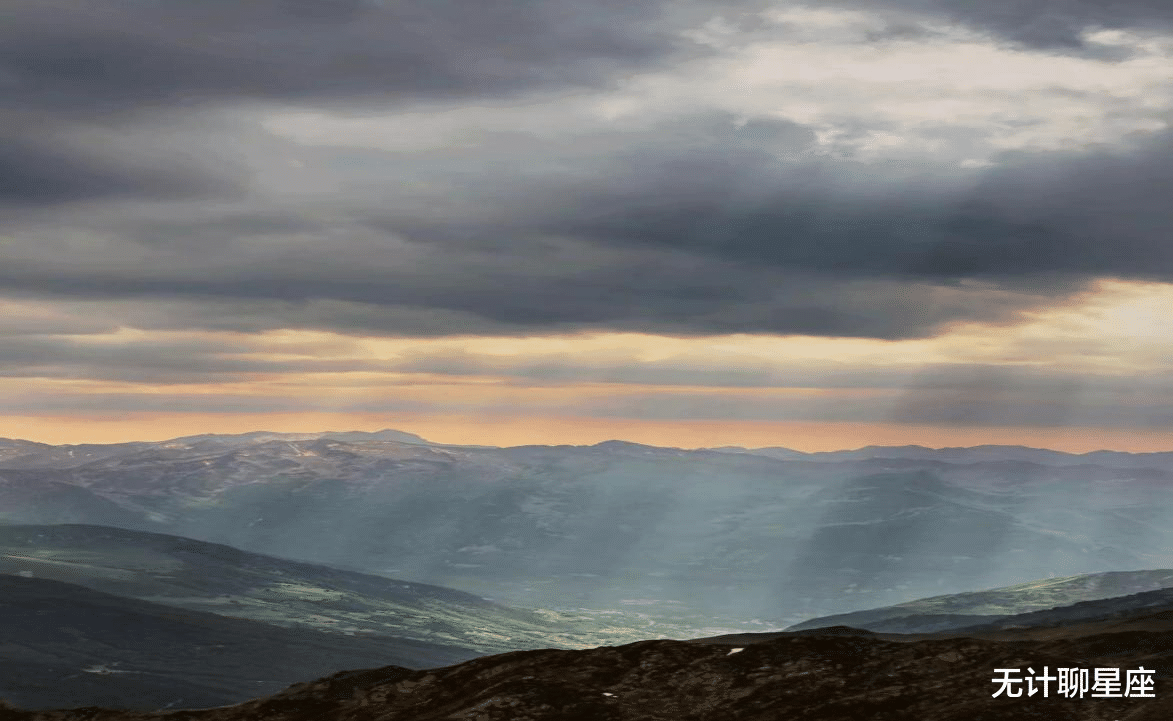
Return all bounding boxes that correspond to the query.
[0,524,649,653]
[0,575,476,711]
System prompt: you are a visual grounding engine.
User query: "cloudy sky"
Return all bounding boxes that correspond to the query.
[4,0,1173,451]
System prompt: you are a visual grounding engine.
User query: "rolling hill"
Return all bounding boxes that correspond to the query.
[0,524,651,654]
[0,574,476,711]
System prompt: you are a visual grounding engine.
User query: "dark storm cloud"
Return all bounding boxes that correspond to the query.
[1,0,1171,342]
[0,134,232,207]
[122,212,326,252]
[0,107,1152,340]
[0,242,1052,340]
[12,108,1171,315]
[821,0,1173,54]
[0,0,724,115]
[0,0,746,209]
[523,120,1173,285]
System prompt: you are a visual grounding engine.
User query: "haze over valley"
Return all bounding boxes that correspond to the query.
[5,0,1173,716]
[3,430,1173,626]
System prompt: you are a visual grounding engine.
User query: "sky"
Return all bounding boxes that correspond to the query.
[3,0,1173,452]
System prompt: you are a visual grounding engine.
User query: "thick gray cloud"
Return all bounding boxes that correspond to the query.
[519,118,1173,283]
[0,134,232,208]
[2,2,1172,342]
[2,107,1164,339]
[821,0,1173,54]
[0,0,742,209]
[0,0,725,116]
[0,244,1057,340]
[10,0,1155,121]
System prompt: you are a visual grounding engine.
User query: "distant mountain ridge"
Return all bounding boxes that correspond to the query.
[5,430,1173,470]
[2,431,1172,623]
[167,429,432,446]
[0,430,432,469]
[6,431,1173,468]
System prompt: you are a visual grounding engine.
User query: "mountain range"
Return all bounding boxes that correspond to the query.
[0,422,1168,717]
[2,430,1171,625]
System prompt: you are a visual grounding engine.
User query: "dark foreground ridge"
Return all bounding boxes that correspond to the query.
[3,627,1171,721]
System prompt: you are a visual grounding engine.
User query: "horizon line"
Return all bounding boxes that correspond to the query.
[2,428,1170,457]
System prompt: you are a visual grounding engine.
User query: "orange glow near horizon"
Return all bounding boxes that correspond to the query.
[3,413,1171,454]
[4,280,1173,454]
